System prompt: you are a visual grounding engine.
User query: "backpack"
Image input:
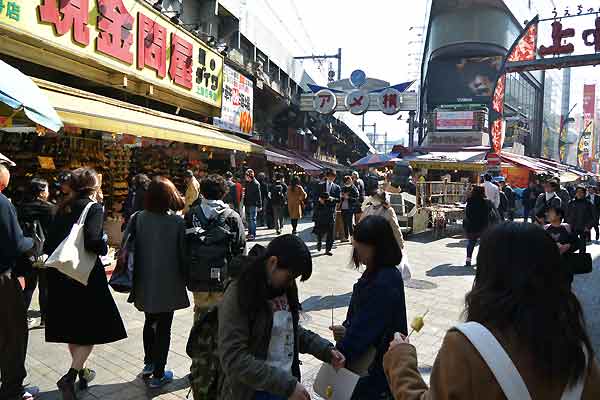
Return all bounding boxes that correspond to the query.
[487,201,501,225]
[271,183,286,205]
[187,305,223,400]
[186,206,235,292]
[24,219,46,260]
[223,182,237,206]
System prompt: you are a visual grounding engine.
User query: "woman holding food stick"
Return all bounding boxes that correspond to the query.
[384,223,600,400]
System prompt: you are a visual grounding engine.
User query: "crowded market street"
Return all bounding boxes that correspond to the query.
[19,221,600,400]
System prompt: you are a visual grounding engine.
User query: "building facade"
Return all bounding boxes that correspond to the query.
[419,0,564,158]
[169,0,372,165]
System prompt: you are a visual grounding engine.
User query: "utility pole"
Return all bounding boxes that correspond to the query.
[294,48,342,81]
[408,110,416,151]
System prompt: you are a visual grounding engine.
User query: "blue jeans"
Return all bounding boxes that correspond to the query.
[246,206,258,237]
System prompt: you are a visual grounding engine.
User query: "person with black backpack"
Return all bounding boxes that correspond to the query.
[17,178,55,328]
[269,173,288,235]
[185,174,246,321]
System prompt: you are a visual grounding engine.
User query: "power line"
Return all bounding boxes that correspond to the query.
[260,0,311,55]
[288,0,318,54]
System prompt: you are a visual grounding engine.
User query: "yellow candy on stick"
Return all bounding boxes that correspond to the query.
[326,385,334,399]
[408,310,429,338]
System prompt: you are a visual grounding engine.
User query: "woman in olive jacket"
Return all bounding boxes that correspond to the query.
[218,235,345,400]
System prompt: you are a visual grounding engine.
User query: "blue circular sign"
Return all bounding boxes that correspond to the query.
[350,69,367,88]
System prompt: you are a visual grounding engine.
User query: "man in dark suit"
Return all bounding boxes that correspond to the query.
[320,169,340,256]
[588,186,600,241]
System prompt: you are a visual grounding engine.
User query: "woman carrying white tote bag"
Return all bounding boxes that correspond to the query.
[45,201,96,285]
[43,168,127,399]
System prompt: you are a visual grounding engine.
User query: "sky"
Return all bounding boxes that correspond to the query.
[254,0,428,145]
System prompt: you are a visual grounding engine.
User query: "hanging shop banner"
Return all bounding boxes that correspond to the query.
[214,65,253,135]
[0,0,223,113]
[583,84,596,159]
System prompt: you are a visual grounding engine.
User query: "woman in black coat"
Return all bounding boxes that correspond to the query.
[45,168,127,399]
[464,185,492,267]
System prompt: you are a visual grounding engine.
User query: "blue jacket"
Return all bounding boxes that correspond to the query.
[0,193,33,274]
[337,266,408,398]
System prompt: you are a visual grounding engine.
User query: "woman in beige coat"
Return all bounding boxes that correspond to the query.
[287,175,307,235]
[384,223,600,400]
[360,189,404,250]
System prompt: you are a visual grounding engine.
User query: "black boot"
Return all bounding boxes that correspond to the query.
[57,369,78,400]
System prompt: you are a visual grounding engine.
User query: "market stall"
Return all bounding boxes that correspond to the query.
[414,180,469,236]
[406,151,487,183]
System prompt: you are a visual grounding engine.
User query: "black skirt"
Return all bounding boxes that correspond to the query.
[45,259,127,345]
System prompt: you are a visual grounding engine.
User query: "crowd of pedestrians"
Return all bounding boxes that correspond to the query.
[2,158,600,400]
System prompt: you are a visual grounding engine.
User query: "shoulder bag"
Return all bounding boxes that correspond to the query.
[455,322,587,400]
[45,202,97,286]
[109,211,139,292]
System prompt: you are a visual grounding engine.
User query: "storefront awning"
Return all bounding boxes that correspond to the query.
[36,80,263,154]
[406,151,487,171]
[0,60,63,132]
[499,152,550,174]
[265,149,295,165]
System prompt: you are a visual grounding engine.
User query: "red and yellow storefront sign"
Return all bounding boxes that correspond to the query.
[0,0,223,116]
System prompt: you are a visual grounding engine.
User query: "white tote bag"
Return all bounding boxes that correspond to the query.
[46,202,97,286]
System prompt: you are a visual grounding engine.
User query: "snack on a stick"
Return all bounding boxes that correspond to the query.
[326,385,334,399]
[408,310,429,337]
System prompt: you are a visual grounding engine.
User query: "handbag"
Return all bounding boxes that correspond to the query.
[562,252,593,275]
[109,212,139,293]
[45,202,97,286]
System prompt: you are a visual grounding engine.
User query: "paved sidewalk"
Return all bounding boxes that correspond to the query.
[20,220,600,399]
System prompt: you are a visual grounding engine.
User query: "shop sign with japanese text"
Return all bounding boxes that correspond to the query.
[214,65,253,135]
[0,0,223,110]
[538,9,600,58]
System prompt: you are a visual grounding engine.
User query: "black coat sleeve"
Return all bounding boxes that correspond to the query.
[83,203,108,256]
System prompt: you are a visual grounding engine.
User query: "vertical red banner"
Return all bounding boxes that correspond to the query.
[583,84,596,165]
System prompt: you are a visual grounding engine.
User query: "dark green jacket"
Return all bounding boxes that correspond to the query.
[218,280,334,400]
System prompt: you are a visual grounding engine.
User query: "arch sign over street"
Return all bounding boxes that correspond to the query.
[489,6,600,162]
[300,69,416,115]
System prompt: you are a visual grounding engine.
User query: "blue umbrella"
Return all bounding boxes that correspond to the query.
[351,153,401,167]
[0,59,63,132]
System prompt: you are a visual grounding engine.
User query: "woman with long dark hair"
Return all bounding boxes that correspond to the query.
[384,222,600,399]
[331,215,407,400]
[127,176,189,388]
[463,185,492,267]
[218,234,345,400]
[45,168,127,400]
[287,176,307,235]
